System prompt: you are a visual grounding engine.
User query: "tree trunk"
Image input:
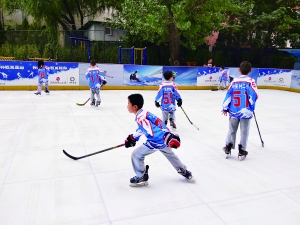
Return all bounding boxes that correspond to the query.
[169,22,180,66]
[167,5,180,66]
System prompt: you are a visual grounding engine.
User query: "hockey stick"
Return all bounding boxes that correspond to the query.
[63,143,125,160]
[253,112,264,147]
[245,92,264,147]
[76,98,90,106]
[180,106,199,130]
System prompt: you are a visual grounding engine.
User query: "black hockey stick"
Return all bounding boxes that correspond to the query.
[63,143,125,160]
[253,112,264,147]
[245,92,264,147]
[76,98,90,106]
[180,106,199,130]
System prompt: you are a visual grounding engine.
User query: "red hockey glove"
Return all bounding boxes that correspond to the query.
[164,132,181,149]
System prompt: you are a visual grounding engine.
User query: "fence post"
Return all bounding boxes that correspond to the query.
[118,46,121,64]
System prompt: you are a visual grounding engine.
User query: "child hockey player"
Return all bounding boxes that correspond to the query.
[125,93,194,187]
[154,71,182,129]
[218,67,229,90]
[100,70,108,87]
[34,60,50,95]
[85,60,104,107]
[222,61,258,160]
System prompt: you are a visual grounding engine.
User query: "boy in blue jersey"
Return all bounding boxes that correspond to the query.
[34,60,50,95]
[218,67,229,90]
[222,61,259,160]
[154,71,182,129]
[85,60,104,107]
[125,93,194,186]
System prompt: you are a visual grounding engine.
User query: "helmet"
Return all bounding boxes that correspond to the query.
[38,60,44,68]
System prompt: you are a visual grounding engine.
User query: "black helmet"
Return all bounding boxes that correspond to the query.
[38,60,44,68]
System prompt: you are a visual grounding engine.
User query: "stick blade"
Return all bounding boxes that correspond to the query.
[76,103,85,106]
[63,150,79,160]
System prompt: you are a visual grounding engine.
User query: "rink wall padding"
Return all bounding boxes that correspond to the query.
[0,61,300,93]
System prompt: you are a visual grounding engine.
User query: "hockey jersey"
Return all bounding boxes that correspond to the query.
[133,109,170,149]
[222,75,258,119]
[85,66,105,89]
[37,66,50,81]
[220,69,229,82]
[155,81,181,112]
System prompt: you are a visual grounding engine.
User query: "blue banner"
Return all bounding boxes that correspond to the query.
[257,68,292,87]
[123,65,162,86]
[228,68,258,82]
[0,61,79,86]
[197,67,222,86]
[163,66,198,86]
[291,70,300,89]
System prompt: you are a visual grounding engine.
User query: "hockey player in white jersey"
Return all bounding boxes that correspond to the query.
[34,60,50,95]
[154,71,182,129]
[85,60,105,107]
[125,93,194,186]
[222,61,259,160]
[218,67,229,90]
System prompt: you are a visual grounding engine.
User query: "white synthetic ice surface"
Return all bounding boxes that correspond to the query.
[0,89,300,225]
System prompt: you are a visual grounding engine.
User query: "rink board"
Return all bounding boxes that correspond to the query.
[0,61,300,93]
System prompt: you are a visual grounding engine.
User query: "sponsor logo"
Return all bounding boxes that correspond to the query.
[205,76,217,82]
[56,77,60,81]
[69,76,77,84]
[50,81,67,84]
[278,78,284,83]
[264,76,276,83]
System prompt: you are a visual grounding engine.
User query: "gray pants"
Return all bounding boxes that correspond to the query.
[162,111,176,124]
[218,81,227,90]
[90,88,101,103]
[225,117,251,150]
[131,145,186,177]
[37,80,49,93]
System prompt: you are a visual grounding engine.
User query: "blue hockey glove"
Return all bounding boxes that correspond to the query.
[125,134,136,148]
[164,132,181,149]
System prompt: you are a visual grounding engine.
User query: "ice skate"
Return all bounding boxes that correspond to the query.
[224,143,233,159]
[238,144,248,161]
[178,168,195,182]
[45,88,50,94]
[95,101,101,108]
[90,100,95,107]
[130,165,149,187]
[34,92,41,95]
[170,118,176,129]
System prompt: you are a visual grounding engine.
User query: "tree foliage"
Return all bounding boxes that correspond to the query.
[217,0,300,49]
[0,0,119,30]
[110,0,239,65]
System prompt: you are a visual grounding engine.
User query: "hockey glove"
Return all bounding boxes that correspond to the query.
[125,134,136,148]
[102,80,107,85]
[155,101,160,108]
[177,99,182,107]
[163,132,181,149]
